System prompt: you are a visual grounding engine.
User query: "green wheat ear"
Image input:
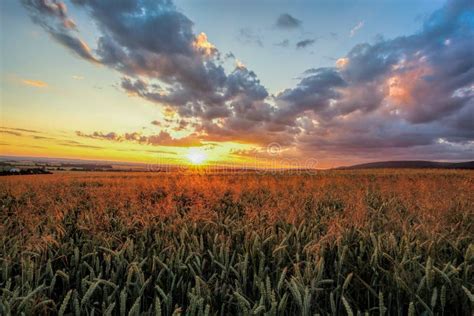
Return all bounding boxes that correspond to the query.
[128,296,141,316]
[104,302,116,316]
[73,290,80,316]
[120,288,128,316]
[379,291,386,316]
[342,295,354,316]
[408,302,415,316]
[58,289,73,316]
[440,285,446,313]
[154,296,162,316]
[462,285,474,311]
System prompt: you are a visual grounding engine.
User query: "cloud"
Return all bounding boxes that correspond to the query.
[0,125,108,149]
[1,127,40,133]
[21,79,48,88]
[237,27,264,47]
[193,32,217,56]
[23,0,273,139]
[59,140,103,149]
[0,130,23,137]
[0,127,45,137]
[143,149,177,155]
[275,13,302,29]
[274,39,289,47]
[76,130,203,147]
[22,0,97,62]
[350,21,364,37]
[52,33,97,61]
[119,63,272,126]
[296,39,316,49]
[273,0,474,159]
[235,59,246,69]
[33,135,56,140]
[22,0,76,28]
[225,52,235,60]
[335,57,349,69]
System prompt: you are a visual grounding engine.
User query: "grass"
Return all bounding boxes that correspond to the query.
[0,170,473,315]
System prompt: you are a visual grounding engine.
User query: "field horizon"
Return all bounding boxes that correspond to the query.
[2,155,474,173]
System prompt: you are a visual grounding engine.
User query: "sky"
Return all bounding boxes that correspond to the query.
[0,0,473,168]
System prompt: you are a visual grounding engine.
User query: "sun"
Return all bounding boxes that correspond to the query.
[186,148,207,164]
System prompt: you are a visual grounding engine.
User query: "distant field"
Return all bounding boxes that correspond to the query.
[1,170,473,315]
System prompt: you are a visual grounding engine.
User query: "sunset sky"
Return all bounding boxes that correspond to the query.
[1,0,473,168]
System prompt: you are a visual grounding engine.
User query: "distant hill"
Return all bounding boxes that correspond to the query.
[337,160,474,170]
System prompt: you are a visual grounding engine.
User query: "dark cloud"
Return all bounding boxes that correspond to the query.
[276,67,346,119]
[1,127,42,137]
[237,28,264,47]
[120,64,271,123]
[0,127,58,141]
[274,39,289,47]
[173,119,189,131]
[275,13,302,29]
[76,130,202,147]
[52,32,97,62]
[76,131,120,141]
[143,149,177,155]
[225,52,236,60]
[33,135,56,140]
[274,0,474,159]
[59,140,103,149]
[22,0,97,62]
[0,130,22,137]
[23,0,274,141]
[296,39,316,49]
[1,127,40,133]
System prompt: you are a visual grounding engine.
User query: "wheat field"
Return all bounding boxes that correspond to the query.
[1,170,473,315]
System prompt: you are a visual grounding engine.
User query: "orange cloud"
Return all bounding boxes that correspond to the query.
[21,79,48,88]
[336,57,349,69]
[236,59,246,69]
[63,18,76,29]
[387,59,432,105]
[193,32,217,56]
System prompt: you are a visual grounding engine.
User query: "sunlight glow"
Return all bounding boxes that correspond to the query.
[186,148,207,164]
